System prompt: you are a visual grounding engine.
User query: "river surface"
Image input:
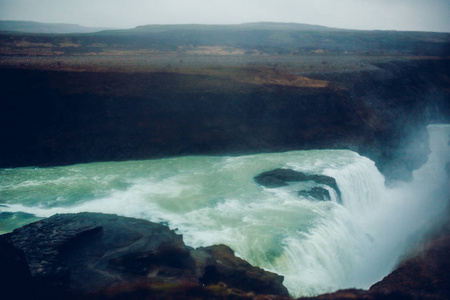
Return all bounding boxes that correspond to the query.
[1,124,449,297]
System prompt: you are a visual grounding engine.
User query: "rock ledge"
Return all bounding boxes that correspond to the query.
[0,213,289,299]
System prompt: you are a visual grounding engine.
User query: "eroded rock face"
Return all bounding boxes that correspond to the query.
[0,69,369,170]
[0,213,289,299]
[254,168,341,202]
[198,245,288,296]
[2,58,448,184]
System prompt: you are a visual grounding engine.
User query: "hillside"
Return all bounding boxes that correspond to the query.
[0,22,449,56]
[0,20,110,34]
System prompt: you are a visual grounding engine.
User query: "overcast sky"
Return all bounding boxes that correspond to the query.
[0,0,449,32]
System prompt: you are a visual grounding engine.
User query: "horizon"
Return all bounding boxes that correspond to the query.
[1,19,449,34]
[0,0,449,33]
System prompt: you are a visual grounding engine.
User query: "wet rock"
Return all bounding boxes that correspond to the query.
[254,168,308,188]
[197,244,289,296]
[8,213,191,290]
[298,187,331,201]
[0,213,289,299]
[0,234,34,300]
[254,168,341,201]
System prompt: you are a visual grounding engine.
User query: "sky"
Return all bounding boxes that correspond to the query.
[0,0,449,32]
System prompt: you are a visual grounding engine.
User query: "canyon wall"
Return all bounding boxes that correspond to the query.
[1,59,449,182]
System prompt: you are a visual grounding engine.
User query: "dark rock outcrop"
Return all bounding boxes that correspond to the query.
[197,245,288,296]
[0,213,289,299]
[0,234,34,299]
[298,187,331,201]
[0,68,370,170]
[254,168,341,201]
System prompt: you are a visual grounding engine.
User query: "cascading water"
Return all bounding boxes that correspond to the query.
[0,124,449,297]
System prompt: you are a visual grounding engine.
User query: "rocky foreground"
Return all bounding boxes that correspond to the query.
[1,212,449,300]
[0,213,289,300]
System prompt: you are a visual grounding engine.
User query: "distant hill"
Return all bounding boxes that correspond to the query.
[95,22,450,56]
[124,22,338,33]
[0,21,449,56]
[0,20,110,34]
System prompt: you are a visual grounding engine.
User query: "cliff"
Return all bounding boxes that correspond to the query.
[1,24,449,181]
[1,58,449,182]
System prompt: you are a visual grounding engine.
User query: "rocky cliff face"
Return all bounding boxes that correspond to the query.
[0,68,369,167]
[1,59,448,182]
[306,59,450,182]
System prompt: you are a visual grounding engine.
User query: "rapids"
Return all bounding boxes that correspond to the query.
[1,124,449,297]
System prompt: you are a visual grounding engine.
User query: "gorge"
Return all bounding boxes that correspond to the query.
[1,22,450,299]
[1,124,449,299]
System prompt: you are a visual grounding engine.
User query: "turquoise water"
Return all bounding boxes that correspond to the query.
[1,125,449,297]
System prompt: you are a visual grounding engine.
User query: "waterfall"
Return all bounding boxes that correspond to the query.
[1,124,449,297]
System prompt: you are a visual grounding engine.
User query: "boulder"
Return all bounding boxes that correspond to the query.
[0,213,289,299]
[254,168,341,201]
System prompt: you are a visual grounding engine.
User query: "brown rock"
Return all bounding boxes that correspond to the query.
[197,244,289,296]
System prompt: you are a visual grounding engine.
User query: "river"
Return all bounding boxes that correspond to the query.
[1,124,449,297]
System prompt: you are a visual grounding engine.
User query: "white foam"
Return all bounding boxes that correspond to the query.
[1,125,449,297]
